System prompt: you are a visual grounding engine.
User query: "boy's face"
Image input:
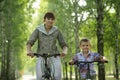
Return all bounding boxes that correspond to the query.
[80,41,91,53]
[44,17,55,29]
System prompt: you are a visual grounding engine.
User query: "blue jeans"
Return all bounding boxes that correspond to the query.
[36,57,62,80]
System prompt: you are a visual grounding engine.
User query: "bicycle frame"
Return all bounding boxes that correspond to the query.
[74,61,108,80]
[34,53,60,80]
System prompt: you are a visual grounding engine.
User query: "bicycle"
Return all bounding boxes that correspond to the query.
[70,60,108,80]
[34,53,60,80]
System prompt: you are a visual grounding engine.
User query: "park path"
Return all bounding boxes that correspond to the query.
[22,74,36,80]
[22,74,114,80]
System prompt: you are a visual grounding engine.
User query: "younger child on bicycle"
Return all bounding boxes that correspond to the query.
[69,38,107,80]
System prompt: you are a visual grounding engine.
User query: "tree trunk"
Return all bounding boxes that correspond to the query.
[73,0,80,80]
[95,0,105,80]
[65,62,68,80]
[0,1,7,80]
[6,0,15,79]
[114,1,120,80]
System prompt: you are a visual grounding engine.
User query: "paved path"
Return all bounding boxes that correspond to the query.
[22,74,114,80]
[22,75,36,80]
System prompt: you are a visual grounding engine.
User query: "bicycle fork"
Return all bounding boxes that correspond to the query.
[86,63,92,80]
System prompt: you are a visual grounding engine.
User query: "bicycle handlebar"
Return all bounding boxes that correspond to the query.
[74,60,108,65]
[34,53,61,58]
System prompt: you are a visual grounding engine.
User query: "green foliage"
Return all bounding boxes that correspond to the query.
[0,0,37,79]
[1,0,120,79]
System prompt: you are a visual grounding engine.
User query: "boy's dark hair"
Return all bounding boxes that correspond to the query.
[80,38,90,45]
[44,12,55,20]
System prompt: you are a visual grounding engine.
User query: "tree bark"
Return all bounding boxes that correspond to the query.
[114,1,120,80]
[73,0,80,80]
[95,0,105,80]
[0,1,7,80]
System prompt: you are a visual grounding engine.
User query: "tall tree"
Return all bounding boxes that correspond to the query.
[0,1,8,80]
[95,0,105,80]
[114,0,120,79]
[0,0,35,80]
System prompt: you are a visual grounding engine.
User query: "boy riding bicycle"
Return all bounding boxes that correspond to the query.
[69,38,107,80]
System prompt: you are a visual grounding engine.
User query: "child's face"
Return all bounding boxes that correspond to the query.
[80,41,91,53]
